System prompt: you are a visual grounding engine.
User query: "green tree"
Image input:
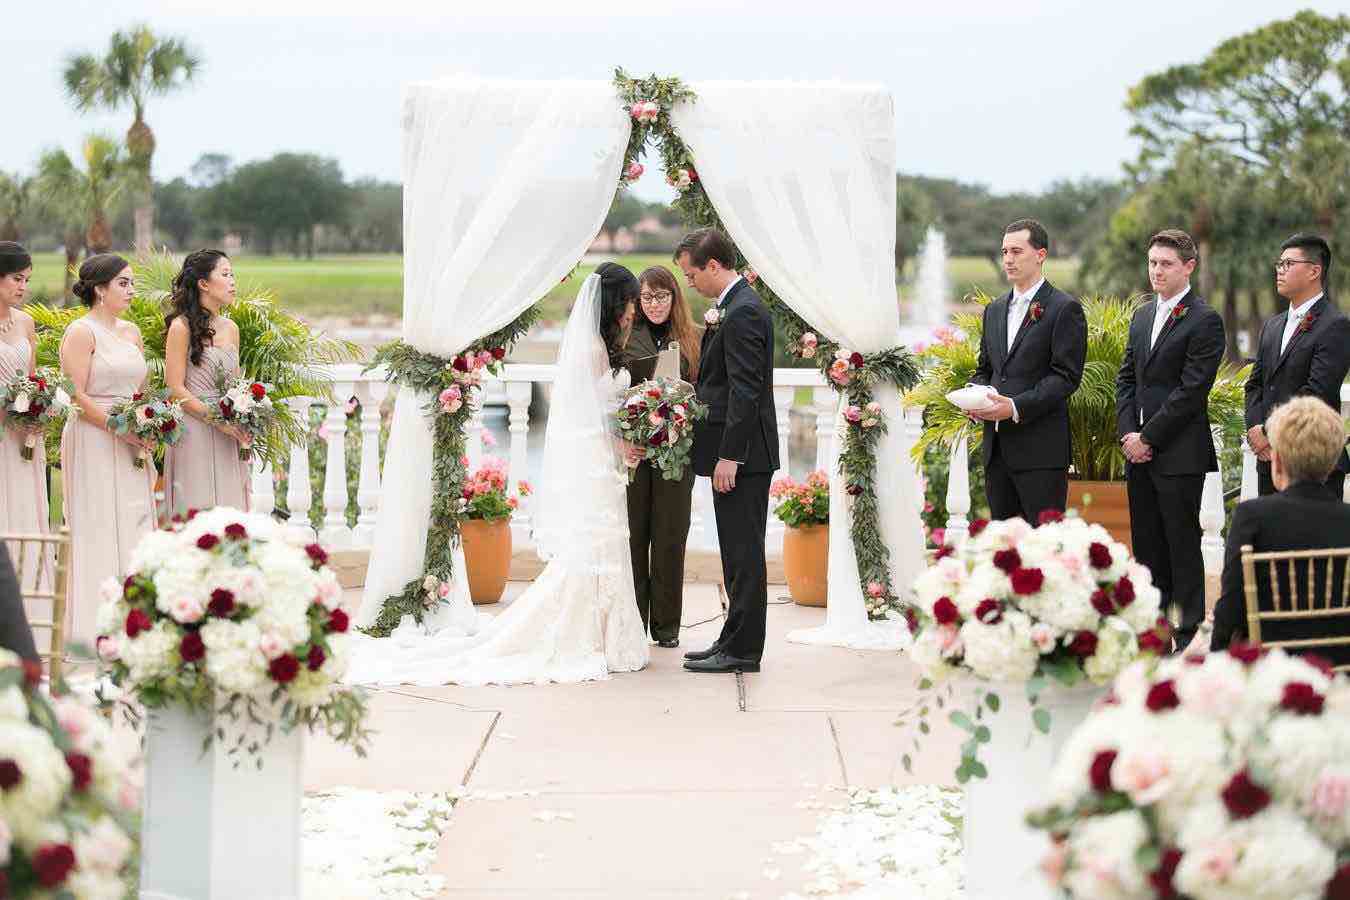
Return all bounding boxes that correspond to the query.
[0,172,32,242]
[217,153,350,256]
[344,178,402,253]
[35,135,132,256]
[154,177,197,249]
[63,25,201,250]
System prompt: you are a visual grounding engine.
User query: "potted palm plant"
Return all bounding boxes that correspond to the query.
[905,294,1249,548]
[459,456,529,604]
[770,470,830,606]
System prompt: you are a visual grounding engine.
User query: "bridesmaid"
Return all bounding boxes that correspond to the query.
[0,242,50,588]
[621,266,702,649]
[163,249,250,515]
[60,254,156,649]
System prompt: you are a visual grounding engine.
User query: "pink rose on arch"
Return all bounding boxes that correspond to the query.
[866,582,885,598]
[436,582,452,600]
[865,401,882,415]
[625,162,644,181]
[828,359,851,386]
[742,269,758,285]
[844,405,863,423]
[630,100,659,123]
[439,386,463,414]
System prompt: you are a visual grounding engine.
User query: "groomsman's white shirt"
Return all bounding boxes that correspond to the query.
[716,276,744,308]
[1001,277,1044,425]
[1279,293,1323,354]
[1150,286,1190,349]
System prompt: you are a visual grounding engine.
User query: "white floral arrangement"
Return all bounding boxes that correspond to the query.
[1030,646,1350,900]
[0,649,141,897]
[903,513,1171,780]
[94,508,371,757]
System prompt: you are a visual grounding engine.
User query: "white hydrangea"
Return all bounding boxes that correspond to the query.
[0,684,26,720]
[960,610,1038,682]
[120,620,181,683]
[0,719,73,846]
[1084,622,1137,685]
[1252,715,1345,805]
[72,814,133,876]
[1175,805,1335,900]
[1062,810,1151,900]
[200,618,268,697]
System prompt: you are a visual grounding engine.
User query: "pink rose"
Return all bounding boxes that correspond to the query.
[436,582,452,600]
[1194,839,1238,881]
[912,341,929,354]
[481,430,497,448]
[936,624,963,658]
[96,635,120,663]
[1310,771,1350,820]
[930,527,946,547]
[844,405,863,423]
[866,401,882,414]
[1030,623,1057,654]
[862,418,878,428]
[1114,749,1172,804]
[1039,842,1068,886]
[169,595,205,624]
[1056,551,1084,576]
[866,582,884,598]
[648,411,665,427]
[743,269,758,285]
[829,360,851,386]
[316,579,342,612]
[118,772,143,813]
[259,632,288,661]
[625,161,644,181]
[438,387,463,414]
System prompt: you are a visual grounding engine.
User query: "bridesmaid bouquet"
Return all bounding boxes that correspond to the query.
[209,372,277,461]
[105,389,186,469]
[0,648,142,897]
[1030,647,1350,900]
[0,367,71,459]
[613,378,708,482]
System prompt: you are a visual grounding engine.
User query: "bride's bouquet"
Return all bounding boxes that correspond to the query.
[207,370,276,461]
[0,367,71,459]
[614,378,708,482]
[105,389,186,469]
[95,508,371,757]
[1030,647,1350,900]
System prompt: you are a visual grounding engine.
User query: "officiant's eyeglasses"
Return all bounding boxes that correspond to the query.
[1274,258,1317,273]
[639,291,673,305]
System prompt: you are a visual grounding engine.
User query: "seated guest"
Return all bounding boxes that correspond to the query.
[1209,397,1350,665]
[0,544,39,661]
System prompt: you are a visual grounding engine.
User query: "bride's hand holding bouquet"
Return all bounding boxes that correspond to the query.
[613,378,708,482]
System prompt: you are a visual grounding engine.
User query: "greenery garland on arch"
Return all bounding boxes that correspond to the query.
[613,69,921,624]
[365,72,921,636]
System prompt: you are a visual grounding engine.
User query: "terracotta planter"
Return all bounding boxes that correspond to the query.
[461,517,512,605]
[1067,481,1132,552]
[782,523,829,607]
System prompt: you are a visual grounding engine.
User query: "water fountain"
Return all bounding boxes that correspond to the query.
[899,225,949,346]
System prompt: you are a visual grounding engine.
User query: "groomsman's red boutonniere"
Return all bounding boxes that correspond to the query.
[1298,312,1318,335]
[704,308,721,330]
[1170,304,1189,322]
[1028,301,1044,323]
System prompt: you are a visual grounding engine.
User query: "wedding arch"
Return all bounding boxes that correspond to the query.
[356,72,927,648]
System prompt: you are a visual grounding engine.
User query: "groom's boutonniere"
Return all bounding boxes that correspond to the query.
[1170,304,1189,322]
[1028,301,1044,323]
[1298,312,1318,335]
[704,307,721,330]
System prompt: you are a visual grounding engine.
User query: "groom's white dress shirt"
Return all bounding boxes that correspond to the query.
[1150,285,1190,349]
[716,276,743,308]
[1279,293,1323,354]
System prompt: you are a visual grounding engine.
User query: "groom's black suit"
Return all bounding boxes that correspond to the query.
[693,278,779,663]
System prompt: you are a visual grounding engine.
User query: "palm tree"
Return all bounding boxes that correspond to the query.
[63,25,200,250]
[36,135,132,298]
[0,172,31,242]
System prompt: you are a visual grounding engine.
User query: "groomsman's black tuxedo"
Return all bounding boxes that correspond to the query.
[973,281,1087,522]
[1115,290,1224,651]
[692,278,779,664]
[1211,481,1350,667]
[1244,296,1350,499]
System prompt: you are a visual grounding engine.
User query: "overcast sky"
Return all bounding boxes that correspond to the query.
[9,0,1334,202]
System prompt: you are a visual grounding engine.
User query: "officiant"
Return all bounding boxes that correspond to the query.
[621,266,703,649]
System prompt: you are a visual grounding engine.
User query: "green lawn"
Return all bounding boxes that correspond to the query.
[25,251,1080,322]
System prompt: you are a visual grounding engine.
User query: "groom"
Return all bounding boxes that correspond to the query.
[676,228,779,674]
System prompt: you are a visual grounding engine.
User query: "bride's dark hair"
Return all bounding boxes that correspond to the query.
[594,262,638,371]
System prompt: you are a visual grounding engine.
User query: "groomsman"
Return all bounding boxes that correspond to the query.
[1244,234,1350,499]
[1115,229,1224,653]
[972,219,1087,522]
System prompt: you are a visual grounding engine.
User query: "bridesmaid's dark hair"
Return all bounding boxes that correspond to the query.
[0,242,32,277]
[594,262,638,371]
[71,253,131,307]
[166,249,228,366]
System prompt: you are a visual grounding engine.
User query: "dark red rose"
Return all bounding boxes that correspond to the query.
[1228,642,1264,665]
[1303,654,1334,678]
[657,403,671,418]
[1114,575,1135,607]
[186,508,200,521]
[1089,749,1117,792]
[22,659,42,689]
[904,608,919,635]
[35,377,46,391]
[196,533,220,551]
[687,168,699,183]
[648,430,667,447]
[974,598,1003,625]
[160,418,177,434]
[306,645,326,671]
[1280,682,1325,716]
[1036,508,1064,526]
[327,608,350,633]
[142,406,156,419]
[32,843,76,888]
[490,347,506,360]
[305,543,329,566]
[1138,630,1167,655]
[179,631,206,663]
[992,548,1021,574]
[1148,847,1183,900]
[132,391,144,401]
[451,355,469,372]
[65,752,92,791]
[932,597,960,626]
[1326,863,1350,900]
[125,608,152,638]
[1221,769,1271,819]
[646,387,662,399]
[250,382,267,400]
[1146,680,1181,712]
[208,589,236,618]
[968,519,989,537]
[224,523,248,541]
[0,759,20,789]
[268,654,300,684]
[1068,630,1098,658]
[29,402,43,416]
[846,484,863,496]
[1090,589,1115,617]
[849,351,865,369]
[1088,542,1112,570]
[1010,567,1044,595]
[219,399,235,419]
[934,545,954,561]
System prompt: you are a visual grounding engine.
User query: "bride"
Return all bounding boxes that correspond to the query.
[347,264,651,686]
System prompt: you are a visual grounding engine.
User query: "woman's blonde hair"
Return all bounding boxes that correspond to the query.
[1268,397,1346,484]
[637,266,701,380]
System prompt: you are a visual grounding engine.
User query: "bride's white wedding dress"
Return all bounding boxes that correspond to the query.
[346,275,650,686]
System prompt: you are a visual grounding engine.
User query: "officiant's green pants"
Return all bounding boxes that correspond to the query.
[625,462,694,643]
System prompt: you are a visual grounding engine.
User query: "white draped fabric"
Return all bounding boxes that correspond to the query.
[673,82,925,650]
[357,78,631,628]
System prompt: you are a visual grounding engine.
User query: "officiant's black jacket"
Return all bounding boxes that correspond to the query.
[693,279,779,477]
[1211,481,1350,666]
[1115,291,1224,475]
[973,282,1086,471]
[1243,296,1350,480]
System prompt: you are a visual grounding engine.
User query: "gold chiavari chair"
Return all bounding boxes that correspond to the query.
[1241,544,1350,672]
[1,529,71,684]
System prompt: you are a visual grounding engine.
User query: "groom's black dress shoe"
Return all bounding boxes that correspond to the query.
[683,653,760,674]
[683,644,721,661]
